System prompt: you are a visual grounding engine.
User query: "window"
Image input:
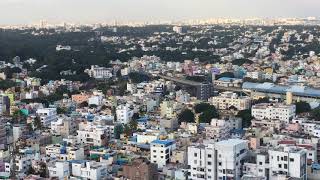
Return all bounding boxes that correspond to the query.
[290,158,294,162]
[278,164,282,168]
[284,164,287,169]
[194,153,197,157]
[208,154,212,158]
[284,156,287,161]
[218,162,222,166]
[259,162,263,165]
[258,169,263,172]
[208,161,212,165]
[208,169,211,172]
[194,160,197,164]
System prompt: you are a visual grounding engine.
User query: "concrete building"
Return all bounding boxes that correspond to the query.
[205,119,231,141]
[251,103,296,123]
[150,140,176,168]
[50,116,77,137]
[116,104,134,124]
[188,139,248,180]
[160,101,176,119]
[268,146,307,179]
[71,161,108,180]
[77,121,110,146]
[122,158,158,180]
[211,92,251,110]
[36,108,58,127]
[45,144,85,161]
[85,65,113,79]
[48,161,70,179]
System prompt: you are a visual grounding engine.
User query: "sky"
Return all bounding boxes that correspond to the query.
[0,0,320,25]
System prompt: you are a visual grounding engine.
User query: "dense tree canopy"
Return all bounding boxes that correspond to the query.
[236,109,253,128]
[177,109,195,124]
[295,101,311,114]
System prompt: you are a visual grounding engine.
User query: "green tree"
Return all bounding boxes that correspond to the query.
[34,116,42,130]
[198,106,219,123]
[295,101,311,114]
[57,107,67,114]
[178,109,195,124]
[194,103,211,114]
[311,107,320,121]
[129,118,138,132]
[236,109,253,128]
[123,124,132,137]
[114,124,123,139]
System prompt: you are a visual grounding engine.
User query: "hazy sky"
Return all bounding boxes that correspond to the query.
[0,0,319,25]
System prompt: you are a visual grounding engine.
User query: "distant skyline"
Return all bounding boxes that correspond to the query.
[1,0,320,25]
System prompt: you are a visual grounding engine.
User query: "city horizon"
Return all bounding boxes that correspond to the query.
[1,0,320,25]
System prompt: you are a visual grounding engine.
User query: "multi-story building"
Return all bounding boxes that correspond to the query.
[45,144,85,161]
[50,116,77,137]
[244,146,308,180]
[270,146,307,179]
[205,119,231,141]
[122,158,158,180]
[71,161,108,180]
[160,101,176,119]
[116,104,134,124]
[85,65,113,79]
[210,92,251,110]
[48,161,70,179]
[150,140,176,168]
[251,103,296,123]
[77,121,110,146]
[36,108,58,127]
[188,139,248,180]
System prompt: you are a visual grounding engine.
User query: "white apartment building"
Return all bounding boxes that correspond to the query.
[268,146,307,179]
[85,65,113,79]
[15,148,37,174]
[150,140,176,168]
[77,121,110,146]
[134,131,160,144]
[36,108,58,127]
[48,161,70,180]
[45,144,85,161]
[88,95,104,106]
[211,92,251,110]
[116,104,134,124]
[188,139,248,180]
[243,153,269,179]
[205,119,231,141]
[292,118,320,137]
[71,161,108,180]
[251,103,296,123]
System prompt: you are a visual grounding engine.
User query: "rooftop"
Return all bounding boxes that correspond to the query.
[243,82,320,98]
[151,139,175,147]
